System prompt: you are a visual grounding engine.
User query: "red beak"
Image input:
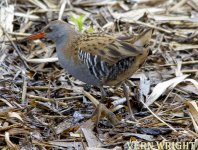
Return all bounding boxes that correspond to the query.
[26,32,46,41]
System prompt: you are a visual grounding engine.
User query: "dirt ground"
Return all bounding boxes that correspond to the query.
[0,0,198,149]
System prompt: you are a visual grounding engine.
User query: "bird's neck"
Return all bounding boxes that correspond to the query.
[56,29,79,63]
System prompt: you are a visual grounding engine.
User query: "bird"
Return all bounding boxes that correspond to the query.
[26,20,153,120]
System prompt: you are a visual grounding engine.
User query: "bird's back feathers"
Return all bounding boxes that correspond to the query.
[75,29,153,65]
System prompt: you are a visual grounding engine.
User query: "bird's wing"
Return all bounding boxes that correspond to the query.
[76,29,153,65]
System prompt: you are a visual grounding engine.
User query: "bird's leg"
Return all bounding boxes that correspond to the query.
[92,86,106,127]
[100,86,107,102]
[123,82,136,121]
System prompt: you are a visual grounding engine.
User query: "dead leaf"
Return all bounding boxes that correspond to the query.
[145,75,188,106]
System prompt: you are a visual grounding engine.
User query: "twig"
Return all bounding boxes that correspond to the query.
[58,0,67,20]
[21,73,28,104]
[120,19,187,38]
[27,57,58,63]
[143,60,198,68]
[0,24,29,69]
[27,86,73,91]
[156,89,174,114]
[182,70,198,73]
[141,100,177,132]
[8,32,31,36]
[169,0,187,12]
[26,94,67,106]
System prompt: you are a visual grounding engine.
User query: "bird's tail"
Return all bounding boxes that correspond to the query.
[133,28,154,47]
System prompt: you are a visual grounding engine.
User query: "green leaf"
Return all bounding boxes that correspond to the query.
[87,27,94,33]
[70,15,95,33]
[70,15,84,32]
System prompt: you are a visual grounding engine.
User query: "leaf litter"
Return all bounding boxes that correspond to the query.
[0,0,198,149]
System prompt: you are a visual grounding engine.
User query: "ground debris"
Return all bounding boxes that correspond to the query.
[0,0,198,149]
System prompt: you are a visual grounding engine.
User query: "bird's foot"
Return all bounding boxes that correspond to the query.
[123,82,137,122]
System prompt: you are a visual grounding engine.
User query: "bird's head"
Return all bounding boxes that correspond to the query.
[27,20,75,42]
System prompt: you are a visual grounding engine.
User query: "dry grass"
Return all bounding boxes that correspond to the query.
[0,0,198,149]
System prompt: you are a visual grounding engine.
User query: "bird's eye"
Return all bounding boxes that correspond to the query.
[46,27,53,33]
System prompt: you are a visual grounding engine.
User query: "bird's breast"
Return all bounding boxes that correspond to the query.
[56,46,102,86]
